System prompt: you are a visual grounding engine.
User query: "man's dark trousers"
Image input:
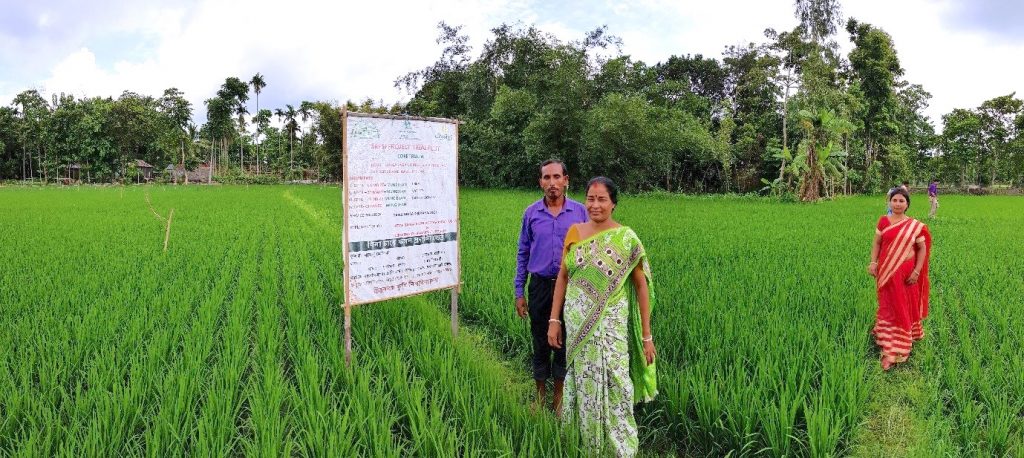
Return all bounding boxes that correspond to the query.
[527,273,567,381]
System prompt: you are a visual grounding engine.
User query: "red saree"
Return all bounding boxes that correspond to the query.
[872,216,931,362]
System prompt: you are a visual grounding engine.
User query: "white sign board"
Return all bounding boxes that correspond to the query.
[343,114,460,305]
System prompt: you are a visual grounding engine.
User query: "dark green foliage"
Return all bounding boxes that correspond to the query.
[0,12,1019,192]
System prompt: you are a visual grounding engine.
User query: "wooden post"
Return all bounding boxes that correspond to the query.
[450,287,459,337]
[163,209,174,253]
[452,120,462,337]
[341,107,353,366]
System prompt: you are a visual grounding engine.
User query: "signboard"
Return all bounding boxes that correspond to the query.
[342,112,461,306]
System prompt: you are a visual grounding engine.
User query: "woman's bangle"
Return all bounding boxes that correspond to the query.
[548,319,561,324]
[912,270,920,275]
[869,261,878,265]
[642,335,653,342]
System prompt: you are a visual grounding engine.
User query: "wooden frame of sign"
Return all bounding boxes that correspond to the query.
[341,109,462,365]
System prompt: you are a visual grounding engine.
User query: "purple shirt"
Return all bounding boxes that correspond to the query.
[515,198,588,298]
[928,183,938,197]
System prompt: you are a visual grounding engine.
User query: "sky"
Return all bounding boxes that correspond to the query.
[1,0,1022,130]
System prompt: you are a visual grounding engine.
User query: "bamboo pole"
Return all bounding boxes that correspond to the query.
[450,288,459,337]
[452,121,462,336]
[341,107,353,366]
[163,209,174,252]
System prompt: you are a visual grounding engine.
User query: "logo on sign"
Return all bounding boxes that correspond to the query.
[350,121,380,139]
[397,119,420,140]
[435,124,454,141]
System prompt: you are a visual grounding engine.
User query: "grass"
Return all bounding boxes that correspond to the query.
[0,185,1021,456]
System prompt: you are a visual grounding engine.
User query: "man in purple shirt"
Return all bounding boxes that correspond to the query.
[515,159,588,413]
[928,178,939,218]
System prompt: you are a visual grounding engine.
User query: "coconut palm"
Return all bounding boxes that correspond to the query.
[275,105,299,177]
[250,73,266,173]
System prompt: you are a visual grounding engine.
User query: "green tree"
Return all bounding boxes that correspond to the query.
[940,108,985,185]
[107,91,162,181]
[977,93,1023,185]
[794,108,853,200]
[274,105,299,176]
[302,101,342,180]
[252,108,272,174]
[723,44,783,190]
[204,96,232,174]
[846,19,903,179]
[215,77,250,171]
[46,95,115,182]
[250,73,267,173]
[13,90,50,181]
[0,107,16,178]
[159,88,193,172]
[396,22,473,118]
[653,54,727,119]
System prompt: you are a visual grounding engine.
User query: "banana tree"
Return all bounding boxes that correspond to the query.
[761,145,801,197]
[795,108,854,201]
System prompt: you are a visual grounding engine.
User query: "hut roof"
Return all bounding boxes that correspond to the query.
[135,159,154,168]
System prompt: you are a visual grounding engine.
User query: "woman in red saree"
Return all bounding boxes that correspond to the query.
[868,188,931,370]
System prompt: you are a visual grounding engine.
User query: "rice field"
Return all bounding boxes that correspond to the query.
[0,185,1021,456]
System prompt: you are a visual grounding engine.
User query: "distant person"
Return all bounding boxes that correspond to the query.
[515,159,588,413]
[548,177,657,457]
[928,178,939,218]
[868,188,932,371]
[886,187,896,215]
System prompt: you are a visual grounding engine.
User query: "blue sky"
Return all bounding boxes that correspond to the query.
[1,0,1022,129]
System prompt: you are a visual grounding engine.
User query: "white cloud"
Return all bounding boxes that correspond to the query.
[8,0,533,124]
[2,0,1021,132]
[844,0,1024,123]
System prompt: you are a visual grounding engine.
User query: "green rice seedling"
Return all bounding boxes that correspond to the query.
[1,187,1022,456]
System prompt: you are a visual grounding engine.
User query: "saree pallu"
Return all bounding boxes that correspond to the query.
[562,226,657,458]
[872,217,931,362]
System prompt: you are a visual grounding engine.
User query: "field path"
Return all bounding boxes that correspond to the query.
[848,360,935,457]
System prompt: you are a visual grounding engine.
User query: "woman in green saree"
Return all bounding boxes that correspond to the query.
[547,177,657,457]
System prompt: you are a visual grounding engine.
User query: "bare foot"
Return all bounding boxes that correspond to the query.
[881,356,894,371]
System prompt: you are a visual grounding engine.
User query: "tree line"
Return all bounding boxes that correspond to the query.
[0,77,398,184]
[1,0,1021,198]
[399,2,1023,198]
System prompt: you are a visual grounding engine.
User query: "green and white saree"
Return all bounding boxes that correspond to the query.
[562,226,657,457]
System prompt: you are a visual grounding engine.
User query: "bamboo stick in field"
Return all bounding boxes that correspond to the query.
[451,287,459,337]
[164,209,174,252]
[341,107,353,366]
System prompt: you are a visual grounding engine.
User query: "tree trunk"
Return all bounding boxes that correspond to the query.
[843,135,849,195]
[255,92,260,175]
[800,141,822,201]
[782,70,791,152]
[864,138,872,191]
[209,138,214,183]
[992,149,997,186]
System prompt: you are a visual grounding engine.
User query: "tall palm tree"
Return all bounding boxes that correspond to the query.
[250,73,266,173]
[252,109,271,174]
[184,123,198,184]
[236,105,248,171]
[298,101,313,173]
[275,105,299,176]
